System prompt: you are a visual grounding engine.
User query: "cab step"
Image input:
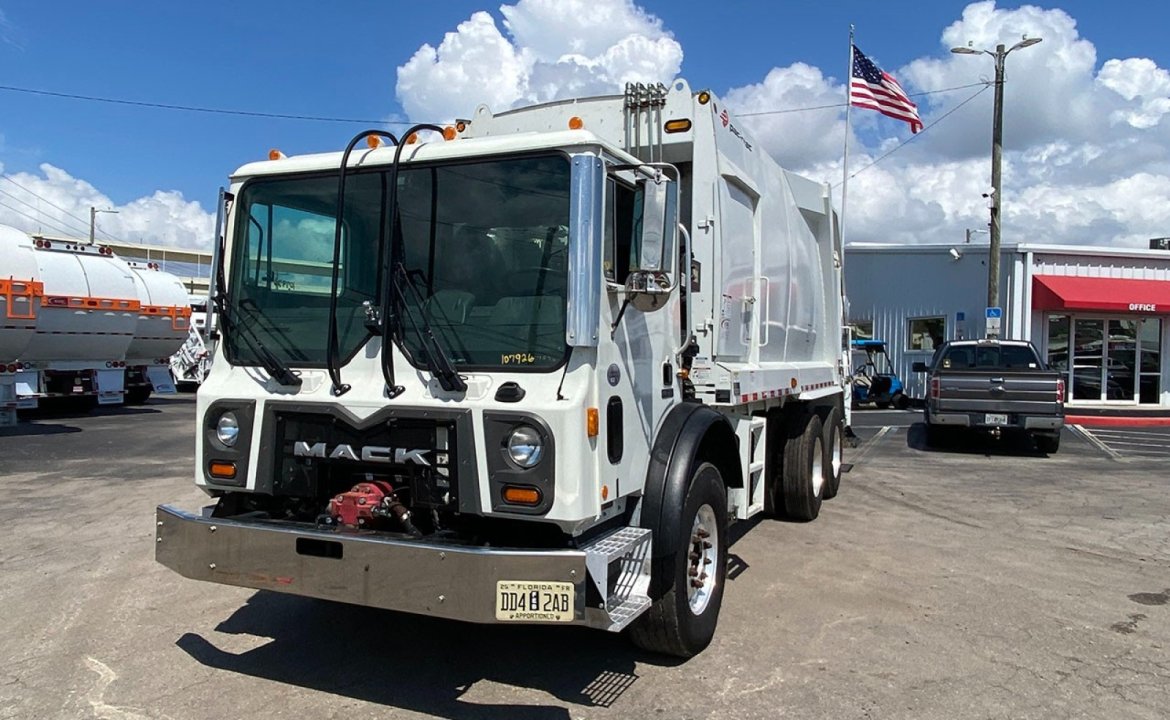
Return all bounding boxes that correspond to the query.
[582,526,652,631]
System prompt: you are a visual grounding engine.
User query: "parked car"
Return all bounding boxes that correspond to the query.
[912,339,1065,453]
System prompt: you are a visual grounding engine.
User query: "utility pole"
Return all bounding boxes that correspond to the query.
[89,206,119,245]
[952,37,1042,310]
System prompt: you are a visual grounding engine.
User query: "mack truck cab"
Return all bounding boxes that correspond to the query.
[157,80,848,657]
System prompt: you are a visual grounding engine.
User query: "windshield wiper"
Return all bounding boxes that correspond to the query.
[214,293,302,387]
[391,263,467,393]
[326,129,400,397]
[381,123,452,398]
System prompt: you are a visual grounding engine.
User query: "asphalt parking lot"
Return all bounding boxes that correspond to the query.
[1,398,1167,719]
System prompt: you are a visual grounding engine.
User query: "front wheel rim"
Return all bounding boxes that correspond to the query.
[687,503,719,615]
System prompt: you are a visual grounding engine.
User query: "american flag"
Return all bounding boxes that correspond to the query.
[850,44,923,133]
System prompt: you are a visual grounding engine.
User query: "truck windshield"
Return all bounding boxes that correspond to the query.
[226,154,572,371]
[940,345,1042,370]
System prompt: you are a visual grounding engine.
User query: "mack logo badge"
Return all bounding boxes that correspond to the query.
[293,442,430,466]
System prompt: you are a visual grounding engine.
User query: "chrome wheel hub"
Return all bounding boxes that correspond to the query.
[687,503,718,614]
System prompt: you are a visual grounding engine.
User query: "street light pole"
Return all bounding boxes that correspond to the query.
[988,44,1007,310]
[89,206,119,245]
[952,37,1042,312]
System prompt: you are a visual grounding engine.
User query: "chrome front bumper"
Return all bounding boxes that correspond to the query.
[155,504,651,631]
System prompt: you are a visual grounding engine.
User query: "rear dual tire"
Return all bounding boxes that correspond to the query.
[821,407,844,500]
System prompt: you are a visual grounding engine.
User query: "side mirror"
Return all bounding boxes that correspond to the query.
[634,172,677,274]
[912,361,929,373]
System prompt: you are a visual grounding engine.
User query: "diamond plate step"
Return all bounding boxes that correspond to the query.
[582,526,652,631]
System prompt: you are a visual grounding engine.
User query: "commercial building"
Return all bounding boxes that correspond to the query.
[845,243,1170,409]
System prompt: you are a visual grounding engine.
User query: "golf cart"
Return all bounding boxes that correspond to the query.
[851,339,910,409]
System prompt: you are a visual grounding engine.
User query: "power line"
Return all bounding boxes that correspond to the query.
[0,199,81,238]
[0,175,120,242]
[0,185,93,237]
[0,83,400,125]
[834,84,991,187]
[2,79,991,126]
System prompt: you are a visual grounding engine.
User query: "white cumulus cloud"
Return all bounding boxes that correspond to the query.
[395,0,682,121]
[727,1,1170,248]
[0,163,214,249]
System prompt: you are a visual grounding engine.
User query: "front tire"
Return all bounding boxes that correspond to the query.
[628,462,729,658]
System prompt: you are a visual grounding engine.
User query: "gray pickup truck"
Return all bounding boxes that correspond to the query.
[912,339,1065,453]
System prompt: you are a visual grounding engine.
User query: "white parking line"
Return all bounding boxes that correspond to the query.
[1070,425,1123,461]
[1071,425,1170,459]
[1085,428,1170,440]
[850,426,892,465]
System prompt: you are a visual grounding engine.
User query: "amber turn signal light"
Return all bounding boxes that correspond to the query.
[208,461,237,480]
[586,407,599,438]
[568,116,584,130]
[502,486,542,506]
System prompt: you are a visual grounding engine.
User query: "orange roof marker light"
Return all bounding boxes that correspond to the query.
[268,149,287,161]
[406,133,419,145]
[568,116,584,130]
[455,120,467,133]
[697,91,711,105]
[442,126,457,141]
[367,135,383,149]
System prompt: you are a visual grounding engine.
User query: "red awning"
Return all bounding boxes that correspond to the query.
[1032,275,1170,314]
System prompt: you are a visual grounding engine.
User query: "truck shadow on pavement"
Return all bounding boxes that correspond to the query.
[905,422,1050,457]
[176,590,685,718]
[0,421,81,437]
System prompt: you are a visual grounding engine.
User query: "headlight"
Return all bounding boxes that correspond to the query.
[506,425,544,468]
[216,411,240,447]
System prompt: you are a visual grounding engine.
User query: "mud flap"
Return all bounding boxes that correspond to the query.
[147,366,177,394]
[95,368,125,405]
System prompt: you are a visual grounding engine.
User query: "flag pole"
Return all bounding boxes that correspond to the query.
[840,25,854,248]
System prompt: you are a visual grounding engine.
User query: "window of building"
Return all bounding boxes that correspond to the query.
[907,316,946,351]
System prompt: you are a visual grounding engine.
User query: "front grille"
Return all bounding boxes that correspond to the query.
[269,410,456,509]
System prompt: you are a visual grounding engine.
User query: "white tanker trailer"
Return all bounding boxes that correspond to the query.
[0,225,191,421]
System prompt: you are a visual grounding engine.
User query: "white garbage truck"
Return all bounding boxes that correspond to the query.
[156,80,848,657]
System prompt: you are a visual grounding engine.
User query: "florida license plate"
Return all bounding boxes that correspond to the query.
[984,413,1008,425]
[495,580,574,622]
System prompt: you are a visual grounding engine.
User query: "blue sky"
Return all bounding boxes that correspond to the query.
[1,1,1169,248]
